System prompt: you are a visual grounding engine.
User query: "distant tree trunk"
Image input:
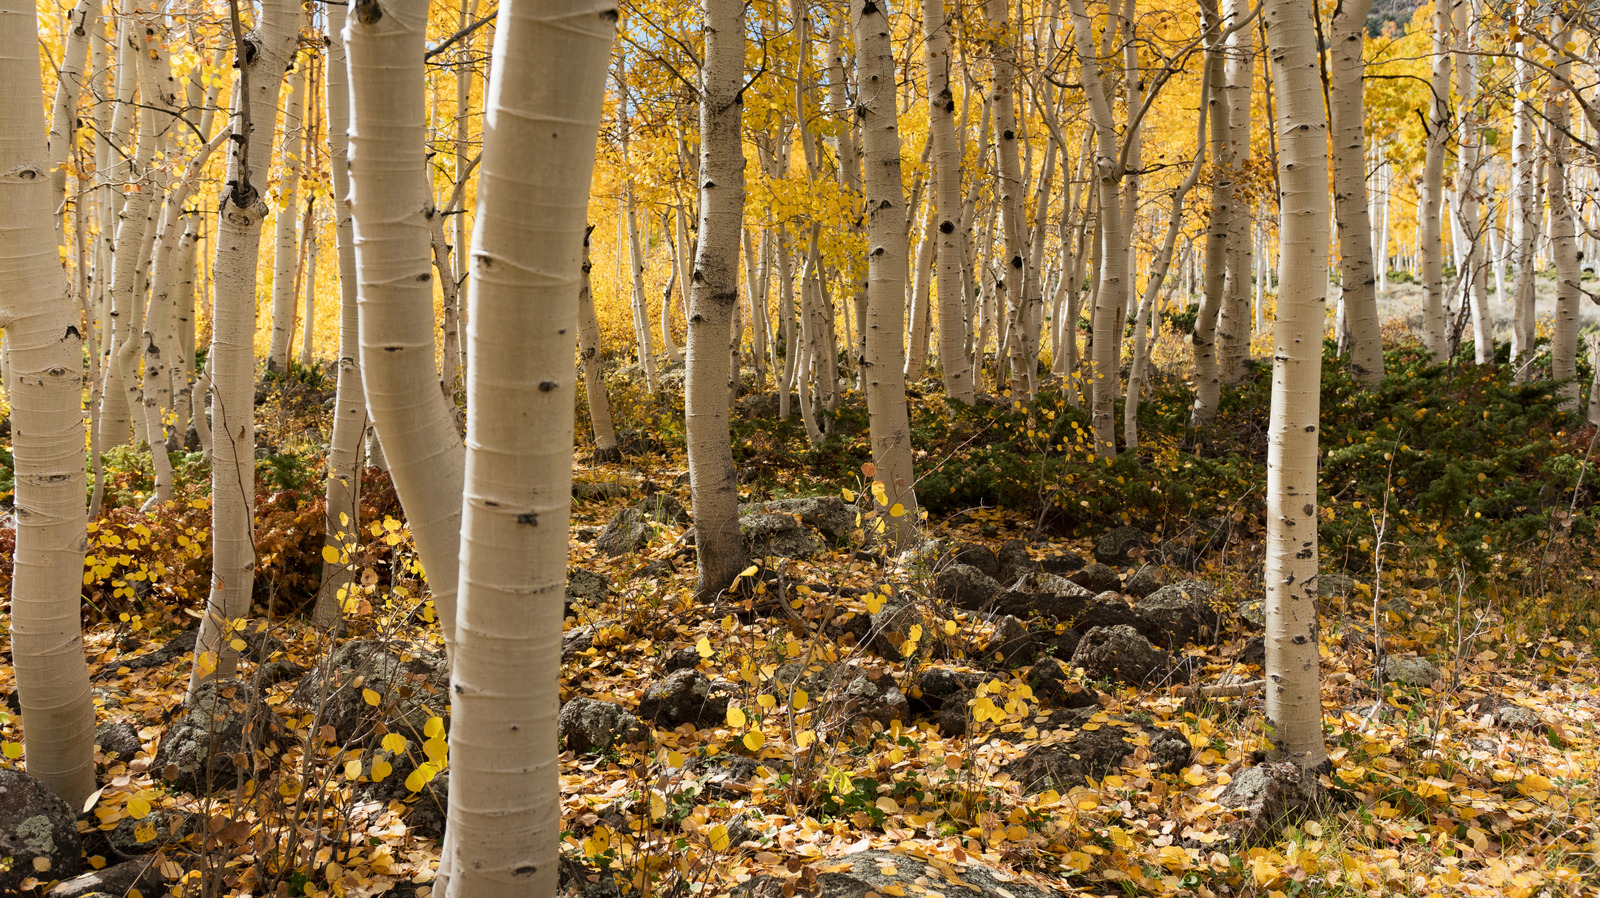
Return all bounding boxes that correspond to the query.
[985,0,1033,399]
[267,58,306,374]
[578,226,620,462]
[1546,16,1582,410]
[1418,0,1452,360]
[441,0,613,890]
[313,0,368,630]
[300,201,319,366]
[0,0,97,806]
[1329,0,1383,384]
[188,0,300,697]
[346,0,466,661]
[743,226,770,384]
[1453,1,1491,364]
[1217,0,1254,384]
[1508,19,1539,376]
[854,0,920,547]
[923,0,973,403]
[904,207,936,379]
[48,0,98,222]
[616,71,658,393]
[1261,0,1329,771]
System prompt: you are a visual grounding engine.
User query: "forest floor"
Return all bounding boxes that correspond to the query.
[2,324,1600,898]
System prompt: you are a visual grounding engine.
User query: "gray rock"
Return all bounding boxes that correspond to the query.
[566,569,612,613]
[984,614,1040,665]
[742,496,853,544]
[1094,526,1151,567]
[562,626,595,663]
[1071,625,1171,685]
[403,772,449,841]
[1039,551,1086,573]
[869,600,932,663]
[155,678,284,794]
[573,480,629,501]
[740,511,825,558]
[948,543,1001,578]
[935,563,1003,611]
[1319,572,1358,600]
[597,508,654,557]
[1123,567,1163,599]
[937,688,976,736]
[914,667,984,708]
[1021,571,1092,598]
[1079,592,1145,632]
[995,539,1036,584]
[0,767,82,891]
[685,754,764,800]
[43,857,163,898]
[1494,703,1544,731]
[292,640,448,747]
[1026,658,1101,710]
[830,674,909,731]
[1000,719,1189,791]
[808,849,1065,898]
[663,646,702,673]
[1069,562,1120,593]
[1235,635,1266,667]
[1136,580,1224,648]
[1217,762,1325,846]
[107,808,192,855]
[558,697,648,753]
[635,669,728,729]
[95,719,143,762]
[1383,655,1438,687]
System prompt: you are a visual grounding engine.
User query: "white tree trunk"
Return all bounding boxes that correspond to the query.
[1454,1,1491,364]
[300,202,319,366]
[1418,1,1452,360]
[579,226,620,462]
[441,0,613,891]
[346,0,465,659]
[1329,0,1383,383]
[1261,0,1328,770]
[188,0,299,696]
[0,0,97,805]
[854,0,920,547]
[923,0,973,403]
[1546,18,1582,410]
[267,59,306,373]
[985,0,1033,399]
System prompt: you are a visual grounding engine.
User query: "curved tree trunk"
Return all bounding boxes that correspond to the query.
[0,0,97,806]
[1261,0,1329,770]
[440,0,614,891]
[1329,0,1383,384]
[346,0,465,660]
[854,0,920,547]
[189,0,300,696]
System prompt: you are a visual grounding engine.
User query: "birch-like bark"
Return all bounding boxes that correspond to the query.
[1454,0,1491,364]
[1192,0,1228,426]
[1509,7,1539,374]
[346,0,465,659]
[189,0,300,697]
[923,0,973,403]
[267,59,306,374]
[854,0,920,547]
[441,0,614,891]
[578,226,620,462]
[1217,0,1254,384]
[984,0,1033,398]
[1329,0,1383,383]
[1546,18,1582,410]
[0,0,96,805]
[1261,0,1328,770]
[616,69,658,392]
[299,201,319,366]
[48,0,98,222]
[1418,0,1452,360]
[904,206,936,378]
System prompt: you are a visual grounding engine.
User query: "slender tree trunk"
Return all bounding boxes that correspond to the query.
[904,206,936,378]
[1329,0,1383,383]
[617,76,658,392]
[267,58,306,374]
[985,0,1033,399]
[1509,7,1539,375]
[300,202,319,366]
[923,0,973,403]
[578,226,620,462]
[1217,0,1254,384]
[1418,0,1452,360]
[441,0,614,891]
[189,0,299,696]
[1261,0,1329,770]
[1546,17,1582,410]
[0,0,97,805]
[854,0,920,547]
[1453,1,1491,364]
[313,1,368,630]
[1192,0,1228,427]
[48,0,98,223]
[346,0,466,662]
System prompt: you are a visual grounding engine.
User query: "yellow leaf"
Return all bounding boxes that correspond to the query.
[371,760,393,782]
[424,716,445,739]
[944,620,958,635]
[423,737,448,763]
[864,592,885,614]
[344,760,363,781]
[696,636,713,659]
[362,688,382,707]
[726,707,747,728]
[321,545,340,565]
[708,824,731,851]
[405,769,426,792]
[743,730,766,751]
[889,503,904,518]
[796,730,816,748]
[792,689,809,710]
[127,797,151,819]
[381,733,408,753]
[739,565,759,579]
[841,488,856,502]
[229,638,247,652]
[666,750,686,767]
[650,792,667,820]
[907,624,922,642]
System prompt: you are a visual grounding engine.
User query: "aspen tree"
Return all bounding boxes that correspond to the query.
[853,0,920,547]
[189,0,300,695]
[1453,0,1491,364]
[579,226,621,462]
[346,0,467,658]
[313,0,368,629]
[686,0,750,598]
[1508,8,1539,375]
[1261,0,1329,769]
[440,0,614,890]
[267,57,306,374]
[1329,0,1384,384]
[1546,16,1582,410]
[1418,0,1452,360]
[984,0,1033,399]
[1216,0,1254,384]
[922,0,973,403]
[47,0,99,220]
[0,0,97,806]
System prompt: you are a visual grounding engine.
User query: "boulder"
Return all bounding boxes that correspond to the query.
[42,857,163,898]
[947,543,1001,578]
[566,569,612,614]
[935,563,1003,611]
[94,719,143,763]
[1068,562,1120,593]
[597,496,686,556]
[572,480,629,501]
[740,512,824,558]
[1383,655,1438,688]
[829,674,909,731]
[635,669,728,729]
[292,640,448,747]
[107,808,192,855]
[155,678,284,794]
[869,600,931,663]
[937,688,976,736]
[1216,762,1325,847]
[799,849,1066,898]
[1234,635,1266,667]
[1078,592,1145,633]
[1123,567,1163,599]
[1000,719,1189,791]
[995,539,1037,585]
[562,626,596,663]
[684,754,765,800]
[1026,658,1101,710]
[1039,551,1086,573]
[558,697,648,754]
[913,667,984,711]
[983,614,1041,666]
[1135,580,1224,648]
[1071,625,1171,685]
[741,496,853,544]
[0,767,82,891]
[403,772,449,841]
[1094,526,1151,567]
